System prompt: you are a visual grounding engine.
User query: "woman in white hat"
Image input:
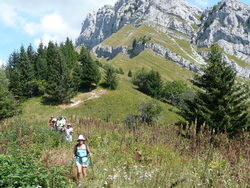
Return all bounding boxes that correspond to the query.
[73,135,92,187]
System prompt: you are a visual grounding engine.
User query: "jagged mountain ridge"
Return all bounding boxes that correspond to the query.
[76,0,250,78]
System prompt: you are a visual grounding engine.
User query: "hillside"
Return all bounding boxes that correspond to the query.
[20,75,183,124]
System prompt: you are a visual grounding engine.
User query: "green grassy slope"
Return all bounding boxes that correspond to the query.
[20,76,183,125]
[102,25,199,64]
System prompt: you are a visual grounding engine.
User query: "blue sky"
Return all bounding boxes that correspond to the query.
[0,0,250,66]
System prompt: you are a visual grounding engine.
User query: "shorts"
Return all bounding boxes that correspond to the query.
[76,161,88,167]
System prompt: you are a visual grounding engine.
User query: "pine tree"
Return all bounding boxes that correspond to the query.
[34,42,48,95]
[132,69,163,99]
[27,44,36,67]
[36,42,48,80]
[182,44,250,136]
[146,70,163,99]
[0,68,19,120]
[104,65,119,90]
[6,51,22,97]
[78,46,101,89]
[45,41,76,103]
[19,45,36,98]
[60,38,78,69]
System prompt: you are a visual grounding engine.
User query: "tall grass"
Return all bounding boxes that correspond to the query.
[0,117,249,187]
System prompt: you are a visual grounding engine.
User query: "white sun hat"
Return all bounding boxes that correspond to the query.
[77,135,86,141]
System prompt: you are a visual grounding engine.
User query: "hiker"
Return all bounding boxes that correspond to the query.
[49,116,54,126]
[57,116,66,132]
[73,135,92,187]
[49,116,57,128]
[64,116,68,125]
[65,124,73,142]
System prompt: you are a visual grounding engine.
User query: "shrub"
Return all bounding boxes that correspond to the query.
[138,100,162,124]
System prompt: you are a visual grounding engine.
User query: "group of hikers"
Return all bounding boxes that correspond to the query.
[49,115,73,142]
[49,116,92,187]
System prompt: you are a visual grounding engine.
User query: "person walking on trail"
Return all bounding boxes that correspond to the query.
[65,124,73,142]
[57,116,66,132]
[73,135,92,187]
[49,116,57,129]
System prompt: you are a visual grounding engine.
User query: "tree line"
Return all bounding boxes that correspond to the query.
[0,38,120,120]
[5,38,102,102]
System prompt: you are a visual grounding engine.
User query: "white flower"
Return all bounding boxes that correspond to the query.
[107,175,113,180]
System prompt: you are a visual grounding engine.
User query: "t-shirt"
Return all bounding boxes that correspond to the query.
[57,119,66,127]
[65,127,73,136]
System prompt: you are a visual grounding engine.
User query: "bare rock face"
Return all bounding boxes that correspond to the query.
[76,0,202,48]
[197,0,250,63]
[76,0,250,78]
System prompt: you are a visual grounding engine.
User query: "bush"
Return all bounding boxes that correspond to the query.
[124,113,136,129]
[132,69,163,99]
[163,80,194,108]
[104,65,119,90]
[128,70,132,77]
[138,100,162,124]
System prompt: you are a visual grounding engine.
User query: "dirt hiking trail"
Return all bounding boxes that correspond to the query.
[59,89,107,109]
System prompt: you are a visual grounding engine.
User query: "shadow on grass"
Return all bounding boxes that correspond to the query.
[41,85,99,106]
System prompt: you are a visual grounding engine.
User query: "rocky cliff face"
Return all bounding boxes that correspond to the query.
[76,0,202,48]
[197,0,250,63]
[76,0,250,78]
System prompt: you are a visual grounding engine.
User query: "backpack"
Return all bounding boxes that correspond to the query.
[74,143,90,158]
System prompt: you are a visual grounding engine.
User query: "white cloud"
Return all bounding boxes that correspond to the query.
[0,0,118,48]
[34,34,59,47]
[0,59,6,67]
[0,2,22,28]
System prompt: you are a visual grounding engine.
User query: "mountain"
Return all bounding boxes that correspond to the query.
[76,0,250,78]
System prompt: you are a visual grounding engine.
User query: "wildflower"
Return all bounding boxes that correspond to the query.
[133,165,138,170]
[114,174,119,179]
[107,175,113,180]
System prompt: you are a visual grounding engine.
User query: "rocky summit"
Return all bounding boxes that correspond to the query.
[76,0,250,78]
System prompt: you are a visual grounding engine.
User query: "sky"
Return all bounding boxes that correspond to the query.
[0,0,250,66]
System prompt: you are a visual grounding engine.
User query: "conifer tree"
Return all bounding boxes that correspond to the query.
[19,45,36,98]
[34,42,48,95]
[36,42,48,80]
[78,46,101,89]
[60,38,78,70]
[104,65,119,90]
[0,68,19,120]
[132,69,163,99]
[27,44,36,67]
[6,51,22,97]
[45,41,76,103]
[182,44,250,136]
[146,70,163,99]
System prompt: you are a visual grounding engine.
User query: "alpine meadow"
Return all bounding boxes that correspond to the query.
[1,0,250,187]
